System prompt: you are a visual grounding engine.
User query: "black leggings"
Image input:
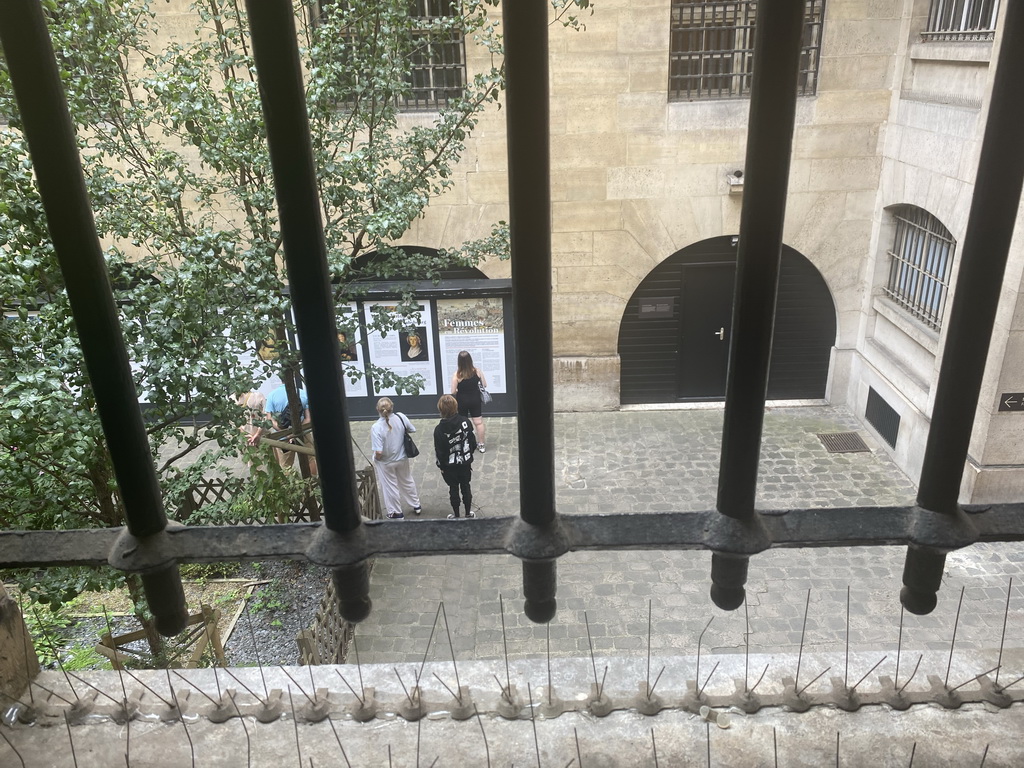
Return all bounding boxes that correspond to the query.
[441,465,473,515]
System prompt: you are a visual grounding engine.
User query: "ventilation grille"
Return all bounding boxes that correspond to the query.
[865,387,901,448]
[817,432,869,454]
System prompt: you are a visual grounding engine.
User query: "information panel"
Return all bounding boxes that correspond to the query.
[436,298,507,394]
[363,302,438,396]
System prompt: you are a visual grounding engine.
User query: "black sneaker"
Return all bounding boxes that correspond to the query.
[412,506,422,515]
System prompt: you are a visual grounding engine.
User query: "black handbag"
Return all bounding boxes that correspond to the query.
[402,416,420,458]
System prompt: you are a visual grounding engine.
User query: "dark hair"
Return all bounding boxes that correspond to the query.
[456,350,475,381]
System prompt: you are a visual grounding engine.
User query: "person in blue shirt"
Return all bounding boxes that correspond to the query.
[248,385,313,471]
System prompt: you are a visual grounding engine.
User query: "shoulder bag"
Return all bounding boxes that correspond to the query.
[401,414,420,458]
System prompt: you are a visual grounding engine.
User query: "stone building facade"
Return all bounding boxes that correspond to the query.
[151,1,1021,503]
[393,0,1021,505]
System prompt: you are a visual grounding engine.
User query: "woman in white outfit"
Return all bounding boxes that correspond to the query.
[370,397,422,520]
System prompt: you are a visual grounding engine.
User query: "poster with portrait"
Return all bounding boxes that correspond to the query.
[363,302,437,396]
[337,302,368,398]
[436,298,506,394]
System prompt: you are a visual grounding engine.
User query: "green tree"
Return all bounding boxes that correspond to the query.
[0,0,590,656]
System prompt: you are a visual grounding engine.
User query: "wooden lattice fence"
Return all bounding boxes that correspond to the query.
[297,466,381,665]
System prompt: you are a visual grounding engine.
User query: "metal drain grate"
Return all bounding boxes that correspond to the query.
[817,432,870,453]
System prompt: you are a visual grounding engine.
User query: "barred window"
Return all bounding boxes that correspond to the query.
[668,0,825,102]
[924,0,1000,42]
[884,206,956,330]
[319,0,465,111]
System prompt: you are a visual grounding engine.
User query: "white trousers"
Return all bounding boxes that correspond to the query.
[374,458,420,516]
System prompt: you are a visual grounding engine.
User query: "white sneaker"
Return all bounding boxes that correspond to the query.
[478,444,486,453]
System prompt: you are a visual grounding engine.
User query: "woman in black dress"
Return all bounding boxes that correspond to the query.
[450,350,488,452]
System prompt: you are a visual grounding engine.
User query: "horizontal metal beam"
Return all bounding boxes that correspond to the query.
[1,504,1021,573]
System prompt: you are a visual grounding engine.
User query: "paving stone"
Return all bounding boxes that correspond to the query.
[345,406,1024,667]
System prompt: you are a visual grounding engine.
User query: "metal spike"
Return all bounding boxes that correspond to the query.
[773,726,778,768]
[66,670,122,706]
[651,727,660,768]
[102,606,130,716]
[898,655,923,695]
[432,672,461,704]
[797,665,831,697]
[945,586,966,688]
[649,666,667,699]
[705,720,711,768]
[696,616,714,691]
[895,602,905,689]
[528,682,541,768]
[844,586,851,689]
[697,661,720,698]
[33,606,78,701]
[334,670,365,707]
[63,710,79,768]
[950,666,1001,694]
[500,594,512,698]
[394,667,414,707]
[575,727,583,767]
[232,692,252,768]
[836,730,840,768]
[244,603,270,700]
[980,743,990,768]
[417,716,422,768]
[281,666,315,705]
[473,703,492,768]
[647,600,653,697]
[0,724,27,768]
[997,577,1012,686]
[547,622,553,705]
[850,656,887,693]
[795,588,811,690]
[167,670,195,768]
[750,663,770,696]
[353,630,366,699]
[325,716,353,768]
[418,603,443,688]
[441,602,463,704]
[289,689,302,768]
[171,670,220,706]
[744,596,751,692]
[221,667,267,707]
[908,741,916,768]
[120,667,172,708]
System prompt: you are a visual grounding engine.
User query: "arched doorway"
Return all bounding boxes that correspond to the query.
[618,236,837,404]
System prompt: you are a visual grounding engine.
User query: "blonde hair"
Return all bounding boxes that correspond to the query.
[376,397,394,428]
[437,394,458,419]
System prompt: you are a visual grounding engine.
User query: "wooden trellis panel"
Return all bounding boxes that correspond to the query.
[297,467,381,665]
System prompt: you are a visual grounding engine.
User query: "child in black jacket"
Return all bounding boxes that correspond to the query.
[433,394,477,518]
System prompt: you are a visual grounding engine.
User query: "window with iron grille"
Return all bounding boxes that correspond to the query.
[884,206,956,331]
[923,0,1000,41]
[668,0,825,101]
[318,0,465,111]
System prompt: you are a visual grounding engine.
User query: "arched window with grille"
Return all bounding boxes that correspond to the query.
[884,205,956,330]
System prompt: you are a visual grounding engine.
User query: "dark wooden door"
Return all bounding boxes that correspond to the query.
[678,264,735,399]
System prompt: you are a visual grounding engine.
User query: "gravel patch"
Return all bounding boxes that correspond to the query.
[223,561,329,666]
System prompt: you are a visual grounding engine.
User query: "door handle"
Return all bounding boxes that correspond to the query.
[714,327,725,341]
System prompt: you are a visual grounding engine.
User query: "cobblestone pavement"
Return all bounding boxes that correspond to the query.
[345,406,1024,667]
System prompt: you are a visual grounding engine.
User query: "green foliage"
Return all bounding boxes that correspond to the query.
[0,0,592,616]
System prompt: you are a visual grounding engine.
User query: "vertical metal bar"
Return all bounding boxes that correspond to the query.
[244,0,369,621]
[0,0,187,636]
[710,0,805,610]
[901,0,1024,615]
[504,0,557,623]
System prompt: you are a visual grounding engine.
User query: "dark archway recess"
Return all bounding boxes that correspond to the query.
[618,235,837,404]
